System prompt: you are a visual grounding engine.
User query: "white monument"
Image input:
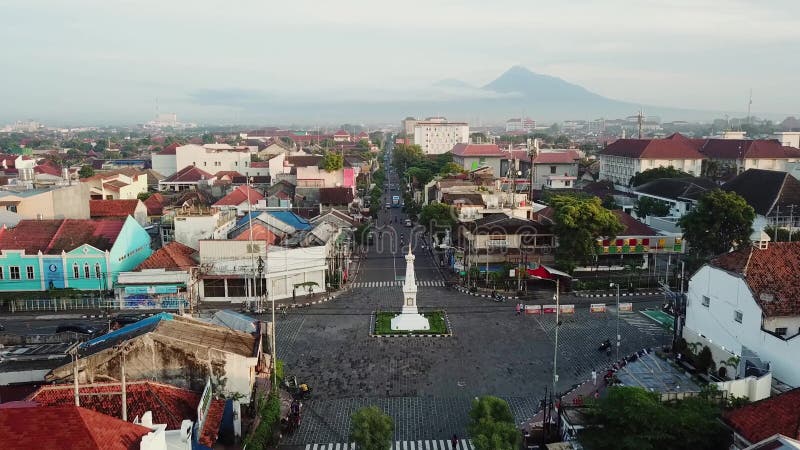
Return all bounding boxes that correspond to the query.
[391,245,430,331]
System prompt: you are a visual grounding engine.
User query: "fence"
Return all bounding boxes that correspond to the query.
[7,297,118,313]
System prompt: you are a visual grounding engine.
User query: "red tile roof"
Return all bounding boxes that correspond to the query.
[0,405,152,450]
[723,388,800,444]
[161,165,213,183]
[34,163,62,177]
[711,242,800,317]
[136,241,196,270]
[213,170,243,180]
[90,199,141,218]
[612,210,657,236]
[213,185,264,207]
[286,155,323,167]
[600,137,705,159]
[82,168,144,183]
[700,139,800,159]
[233,223,277,245]
[451,143,507,157]
[533,150,581,164]
[157,143,179,155]
[333,129,350,136]
[143,193,166,216]
[0,219,125,254]
[319,187,354,205]
[26,381,225,448]
[250,161,269,168]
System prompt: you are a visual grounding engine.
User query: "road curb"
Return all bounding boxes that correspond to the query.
[454,286,519,301]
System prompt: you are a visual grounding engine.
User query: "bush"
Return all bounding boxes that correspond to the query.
[695,346,716,374]
[468,396,521,450]
[243,392,281,448]
[350,406,394,450]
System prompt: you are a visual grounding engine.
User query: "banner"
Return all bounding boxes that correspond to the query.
[590,303,607,313]
[542,304,558,313]
[619,302,634,312]
[560,304,575,314]
[525,305,542,315]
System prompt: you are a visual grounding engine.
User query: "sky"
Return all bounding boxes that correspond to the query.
[2,0,800,125]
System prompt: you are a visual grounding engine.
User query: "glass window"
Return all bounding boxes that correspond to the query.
[203,279,226,297]
[95,264,102,279]
[10,266,20,280]
[26,266,34,280]
[734,310,743,323]
[73,264,79,279]
[550,166,557,174]
[84,263,90,279]
[775,327,787,337]
[0,267,4,280]
[702,296,710,307]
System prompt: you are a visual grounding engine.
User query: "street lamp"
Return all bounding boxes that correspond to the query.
[610,282,621,361]
[552,279,560,395]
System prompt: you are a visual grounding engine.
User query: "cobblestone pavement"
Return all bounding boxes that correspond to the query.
[275,286,670,446]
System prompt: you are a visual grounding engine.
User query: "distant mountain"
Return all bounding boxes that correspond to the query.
[188,66,735,124]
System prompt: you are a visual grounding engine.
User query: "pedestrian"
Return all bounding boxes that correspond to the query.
[515,303,521,315]
[591,369,597,386]
[451,434,458,449]
[593,390,600,399]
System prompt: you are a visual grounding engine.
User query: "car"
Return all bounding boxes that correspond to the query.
[55,324,99,335]
[404,219,412,227]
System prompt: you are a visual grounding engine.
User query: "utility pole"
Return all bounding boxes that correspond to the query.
[637,109,644,139]
[552,279,560,395]
[121,352,127,421]
[72,350,80,407]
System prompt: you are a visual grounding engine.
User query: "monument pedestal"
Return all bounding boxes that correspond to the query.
[391,312,430,331]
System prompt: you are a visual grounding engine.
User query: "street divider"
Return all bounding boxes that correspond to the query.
[525,305,542,315]
[619,302,634,312]
[542,304,558,314]
[590,303,607,313]
[560,304,575,314]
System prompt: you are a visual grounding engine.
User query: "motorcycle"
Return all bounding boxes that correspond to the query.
[598,339,612,352]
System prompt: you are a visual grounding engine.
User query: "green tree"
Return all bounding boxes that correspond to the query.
[695,345,716,374]
[629,166,692,187]
[580,386,730,450]
[322,151,344,172]
[550,194,623,271]
[406,166,433,187]
[678,189,755,259]
[137,192,152,201]
[439,162,464,175]
[392,144,424,172]
[201,132,215,144]
[356,139,371,150]
[468,396,521,450]
[418,203,455,233]
[349,406,394,450]
[78,165,94,178]
[634,197,671,218]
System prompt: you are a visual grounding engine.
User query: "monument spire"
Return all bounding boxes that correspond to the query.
[391,244,429,330]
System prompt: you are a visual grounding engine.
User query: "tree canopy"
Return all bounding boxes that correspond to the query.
[580,387,731,450]
[550,194,623,271]
[78,165,94,178]
[419,202,455,233]
[634,197,671,218]
[322,151,344,172]
[468,396,521,450]
[677,189,755,259]
[629,166,692,187]
[349,406,394,450]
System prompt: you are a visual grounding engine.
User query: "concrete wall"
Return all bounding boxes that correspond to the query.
[533,162,579,189]
[714,373,772,402]
[152,153,177,178]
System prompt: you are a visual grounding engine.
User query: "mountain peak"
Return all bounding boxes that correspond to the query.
[483,65,600,102]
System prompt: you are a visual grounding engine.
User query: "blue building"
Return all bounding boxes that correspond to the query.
[0,216,152,292]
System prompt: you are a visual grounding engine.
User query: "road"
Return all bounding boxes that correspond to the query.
[275,159,674,447]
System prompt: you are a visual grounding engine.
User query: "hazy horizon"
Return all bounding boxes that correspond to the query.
[3,0,800,125]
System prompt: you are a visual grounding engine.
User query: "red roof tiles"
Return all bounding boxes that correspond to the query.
[451,143,507,157]
[213,170,243,180]
[233,223,277,245]
[0,405,152,450]
[700,139,798,159]
[600,136,705,159]
[319,187,354,205]
[34,163,62,177]
[213,185,264,207]
[711,242,800,317]
[90,199,141,218]
[157,143,179,155]
[613,210,657,236]
[143,193,166,216]
[533,150,581,164]
[723,388,800,444]
[136,241,196,270]
[0,219,125,254]
[26,381,225,448]
[161,165,213,183]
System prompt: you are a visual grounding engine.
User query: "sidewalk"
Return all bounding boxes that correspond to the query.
[521,376,608,431]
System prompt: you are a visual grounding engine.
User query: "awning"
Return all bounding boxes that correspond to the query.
[527,264,572,280]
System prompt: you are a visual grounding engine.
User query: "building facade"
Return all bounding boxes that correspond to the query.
[413,119,469,155]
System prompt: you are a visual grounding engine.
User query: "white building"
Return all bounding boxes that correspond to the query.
[684,242,800,387]
[598,134,705,186]
[771,131,800,149]
[505,117,536,133]
[152,144,256,178]
[170,208,237,249]
[413,118,469,155]
[531,150,580,190]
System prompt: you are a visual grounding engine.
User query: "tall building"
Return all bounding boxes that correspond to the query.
[412,118,469,155]
[505,117,536,133]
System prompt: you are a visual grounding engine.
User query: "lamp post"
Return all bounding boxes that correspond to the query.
[610,282,621,361]
[552,279,560,395]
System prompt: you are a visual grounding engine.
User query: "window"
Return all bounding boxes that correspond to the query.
[203,279,226,297]
[72,264,79,279]
[203,162,207,166]
[550,166,557,174]
[95,263,102,279]
[564,180,571,187]
[775,327,787,337]
[10,266,20,280]
[0,267,3,279]
[84,263,90,279]
[26,266,34,280]
[702,295,710,307]
[734,310,743,323]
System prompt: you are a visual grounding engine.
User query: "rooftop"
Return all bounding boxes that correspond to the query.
[135,241,197,271]
[212,185,264,207]
[160,165,213,184]
[600,135,705,159]
[634,177,717,202]
[0,405,152,450]
[89,199,141,218]
[533,150,581,164]
[613,210,658,236]
[0,219,125,254]
[319,187,354,205]
[723,169,800,216]
[724,388,800,444]
[451,143,507,157]
[711,242,800,317]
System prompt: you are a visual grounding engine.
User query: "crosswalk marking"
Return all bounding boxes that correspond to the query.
[621,313,668,332]
[349,280,446,289]
[305,439,474,450]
